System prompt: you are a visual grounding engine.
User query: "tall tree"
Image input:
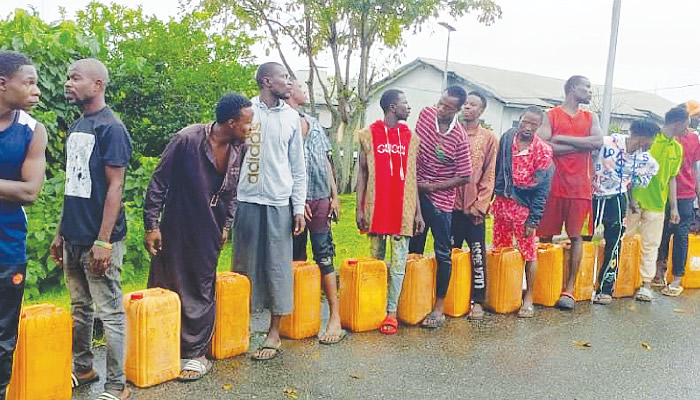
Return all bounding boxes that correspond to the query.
[197,0,502,192]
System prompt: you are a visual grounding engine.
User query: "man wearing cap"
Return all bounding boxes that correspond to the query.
[654,101,700,296]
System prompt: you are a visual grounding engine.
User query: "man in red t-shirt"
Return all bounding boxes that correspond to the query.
[537,75,604,310]
[655,101,700,295]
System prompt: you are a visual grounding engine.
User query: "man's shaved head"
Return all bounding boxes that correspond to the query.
[65,58,110,108]
[70,58,110,87]
[256,62,283,88]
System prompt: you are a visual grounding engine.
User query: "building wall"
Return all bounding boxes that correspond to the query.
[366,64,640,138]
[367,65,512,135]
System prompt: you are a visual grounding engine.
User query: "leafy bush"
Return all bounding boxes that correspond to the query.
[1,6,258,169]
[121,156,160,283]
[1,4,259,296]
[24,172,65,299]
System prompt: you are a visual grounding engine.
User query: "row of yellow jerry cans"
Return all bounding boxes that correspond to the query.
[8,273,250,400]
[8,256,459,399]
[11,234,700,399]
[535,234,700,306]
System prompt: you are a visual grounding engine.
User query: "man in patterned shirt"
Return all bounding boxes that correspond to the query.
[452,90,497,320]
[409,85,472,329]
[591,120,659,304]
[492,106,553,318]
[287,80,345,344]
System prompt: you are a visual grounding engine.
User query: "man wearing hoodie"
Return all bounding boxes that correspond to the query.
[492,106,554,318]
[233,62,306,361]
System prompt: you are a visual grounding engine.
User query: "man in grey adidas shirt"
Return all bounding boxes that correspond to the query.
[233,62,306,361]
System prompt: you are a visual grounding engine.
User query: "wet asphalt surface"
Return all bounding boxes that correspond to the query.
[73,288,700,400]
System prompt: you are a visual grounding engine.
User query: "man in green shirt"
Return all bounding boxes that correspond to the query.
[627,106,687,301]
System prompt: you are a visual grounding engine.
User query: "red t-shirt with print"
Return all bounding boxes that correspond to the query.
[369,120,412,234]
[675,129,700,200]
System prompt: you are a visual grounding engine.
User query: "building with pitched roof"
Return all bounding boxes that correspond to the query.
[366,58,676,135]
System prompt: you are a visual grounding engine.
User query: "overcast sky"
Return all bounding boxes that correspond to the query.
[4,0,698,104]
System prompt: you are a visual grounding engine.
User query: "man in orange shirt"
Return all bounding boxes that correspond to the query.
[451,90,497,320]
[537,75,603,310]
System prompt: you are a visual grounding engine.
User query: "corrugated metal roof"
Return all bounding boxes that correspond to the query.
[374,58,676,120]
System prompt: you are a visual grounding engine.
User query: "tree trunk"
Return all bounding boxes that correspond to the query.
[304,9,316,116]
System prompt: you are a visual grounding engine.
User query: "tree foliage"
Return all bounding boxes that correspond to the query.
[0,4,258,297]
[196,0,502,192]
[1,5,258,165]
[74,3,259,156]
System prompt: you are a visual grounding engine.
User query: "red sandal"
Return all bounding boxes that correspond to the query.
[379,315,398,335]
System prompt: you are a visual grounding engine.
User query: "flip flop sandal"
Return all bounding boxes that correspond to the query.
[379,316,398,335]
[178,359,213,382]
[251,345,282,361]
[635,287,654,302]
[593,294,613,305]
[661,285,683,297]
[71,370,100,388]
[555,292,576,310]
[420,314,445,329]
[468,305,485,320]
[517,306,534,318]
[319,329,348,344]
[94,388,134,400]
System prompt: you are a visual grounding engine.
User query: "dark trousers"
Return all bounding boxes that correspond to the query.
[292,199,335,276]
[657,198,696,277]
[450,210,486,303]
[409,194,453,299]
[593,195,626,295]
[0,263,26,399]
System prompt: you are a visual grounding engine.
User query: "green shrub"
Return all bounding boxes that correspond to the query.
[24,172,65,299]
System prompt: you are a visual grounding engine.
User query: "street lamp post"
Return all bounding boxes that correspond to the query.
[601,0,622,134]
[438,22,456,92]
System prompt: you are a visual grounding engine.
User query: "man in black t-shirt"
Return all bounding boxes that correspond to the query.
[50,58,133,400]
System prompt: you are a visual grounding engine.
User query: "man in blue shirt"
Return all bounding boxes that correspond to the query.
[0,51,47,400]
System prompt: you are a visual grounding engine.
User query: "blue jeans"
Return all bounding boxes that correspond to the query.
[658,199,696,277]
[63,240,126,392]
[369,234,410,313]
[409,194,453,299]
[292,199,335,276]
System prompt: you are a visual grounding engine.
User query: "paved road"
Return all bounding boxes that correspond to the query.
[73,288,700,400]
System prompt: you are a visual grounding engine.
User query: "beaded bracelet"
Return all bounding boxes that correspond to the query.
[93,240,113,250]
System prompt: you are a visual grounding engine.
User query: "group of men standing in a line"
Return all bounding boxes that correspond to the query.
[1,50,699,400]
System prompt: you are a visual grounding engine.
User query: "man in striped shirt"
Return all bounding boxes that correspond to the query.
[409,85,473,328]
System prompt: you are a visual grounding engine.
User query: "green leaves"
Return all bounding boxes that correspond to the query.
[1,5,259,296]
